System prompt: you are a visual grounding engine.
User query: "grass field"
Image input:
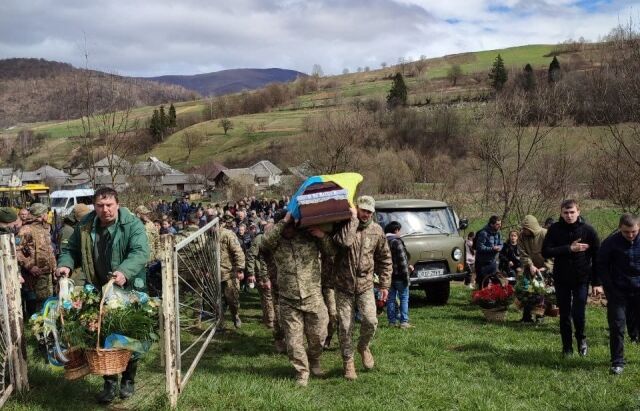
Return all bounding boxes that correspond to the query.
[7,284,640,410]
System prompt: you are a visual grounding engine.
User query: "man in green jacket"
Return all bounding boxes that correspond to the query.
[56,187,150,404]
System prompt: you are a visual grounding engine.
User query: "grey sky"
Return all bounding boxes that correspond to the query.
[0,0,638,77]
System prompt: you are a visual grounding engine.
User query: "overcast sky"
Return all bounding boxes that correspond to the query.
[0,0,638,77]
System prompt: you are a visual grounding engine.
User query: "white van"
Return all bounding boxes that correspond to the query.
[51,189,94,217]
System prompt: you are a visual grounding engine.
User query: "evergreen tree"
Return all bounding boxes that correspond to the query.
[168,103,177,127]
[150,109,161,142]
[521,63,536,91]
[548,56,561,83]
[488,54,508,91]
[159,105,168,129]
[387,73,408,108]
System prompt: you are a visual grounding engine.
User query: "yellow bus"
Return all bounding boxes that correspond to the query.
[0,184,51,209]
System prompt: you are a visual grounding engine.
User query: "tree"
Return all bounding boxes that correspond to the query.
[548,56,561,83]
[149,109,162,142]
[168,103,177,127]
[342,68,350,75]
[446,64,463,86]
[488,54,508,91]
[381,62,387,69]
[219,118,233,135]
[311,64,323,77]
[415,55,428,77]
[387,73,408,108]
[182,129,206,163]
[516,63,536,92]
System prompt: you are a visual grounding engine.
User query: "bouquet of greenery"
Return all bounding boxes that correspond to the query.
[515,272,554,308]
[471,283,515,310]
[59,284,160,350]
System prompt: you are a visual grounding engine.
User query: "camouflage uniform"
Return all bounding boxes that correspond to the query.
[262,221,332,380]
[219,226,245,325]
[173,224,207,324]
[258,241,285,345]
[321,252,338,347]
[332,216,392,361]
[143,220,160,262]
[245,233,275,327]
[17,218,57,312]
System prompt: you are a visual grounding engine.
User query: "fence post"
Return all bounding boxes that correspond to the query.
[160,235,179,408]
[0,234,28,392]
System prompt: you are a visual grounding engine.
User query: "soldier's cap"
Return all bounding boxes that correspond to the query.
[73,204,91,221]
[29,203,48,217]
[222,214,234,223]
[0,207,17,224]
[357,195,376,213]
[135,205,151,215]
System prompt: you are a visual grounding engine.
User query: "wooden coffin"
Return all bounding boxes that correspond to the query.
[298,182,352,227]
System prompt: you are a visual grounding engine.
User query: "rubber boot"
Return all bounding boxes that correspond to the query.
[120,360,138,399]
[343,359,357,380]
[96,379,118,404]
[358,347,375,370]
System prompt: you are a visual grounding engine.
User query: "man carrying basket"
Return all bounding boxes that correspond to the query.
[56,187,150,404]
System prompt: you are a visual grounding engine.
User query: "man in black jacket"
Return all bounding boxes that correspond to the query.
[542,199,600,357]
[595,213,640,375]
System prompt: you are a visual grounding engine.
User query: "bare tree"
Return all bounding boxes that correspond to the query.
[474,85,569,224]
[182,129,206,164]
[219,118,233,135]
[447,64,463,86]
[414,55,428,77]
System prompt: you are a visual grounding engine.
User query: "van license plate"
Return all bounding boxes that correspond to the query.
[417,269,444,278]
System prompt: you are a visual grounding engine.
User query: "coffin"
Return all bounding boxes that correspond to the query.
[297,182,352,227]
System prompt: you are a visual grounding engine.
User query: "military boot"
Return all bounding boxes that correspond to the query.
[323,335,332,350]
[343,359,357,380]
[309,359,326,377]
[274,339,287,354]
[295,372,309,387]
[358,346,375,370]
[233,314,242,329]
[96,379,118,404]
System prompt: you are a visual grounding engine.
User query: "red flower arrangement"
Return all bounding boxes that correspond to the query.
[471,283,515,310]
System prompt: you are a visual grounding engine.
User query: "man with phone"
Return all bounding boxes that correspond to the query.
[542,199,600,357]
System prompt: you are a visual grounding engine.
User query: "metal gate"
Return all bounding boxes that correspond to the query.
[160,218,221,408]
[0,234,28,407]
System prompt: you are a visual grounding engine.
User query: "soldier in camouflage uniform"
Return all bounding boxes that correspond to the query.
[332,196,392,380]
[135,205,160,262]
[245,231,274,328]
[58,204,91,252]
[261,212,332,387]
[219,214,246,328]
[256,222,286,353]
[0,208,17,234]
[17,203,57,316]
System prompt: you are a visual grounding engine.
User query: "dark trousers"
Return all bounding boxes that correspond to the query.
[626,299,640,341]
[104,359,138,384]
[475,261,497,289]
[605,287,640,367]
[555,282,588,351]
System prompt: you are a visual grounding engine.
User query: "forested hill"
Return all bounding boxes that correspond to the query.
[0,58,198,128]
[145,68,306,96]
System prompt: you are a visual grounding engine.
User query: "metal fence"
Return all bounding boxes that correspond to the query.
[161,218,221,408]
[0,234,28,407]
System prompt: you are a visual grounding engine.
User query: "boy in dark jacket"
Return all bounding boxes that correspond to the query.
[595,213,640,375]
[475,215,503,288]
[384,221,412,329]
[542,199,600,357]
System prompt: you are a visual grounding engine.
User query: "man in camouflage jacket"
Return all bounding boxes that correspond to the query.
[331,196,392,380]
[245,231,275,328]
[17,203,56,316]
[219,214,246,328]
[261,212,333,387]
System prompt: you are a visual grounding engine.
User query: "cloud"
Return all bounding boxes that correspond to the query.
[0,0,638,77]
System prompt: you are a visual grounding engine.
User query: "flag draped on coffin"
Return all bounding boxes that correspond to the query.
[287,172,363,220]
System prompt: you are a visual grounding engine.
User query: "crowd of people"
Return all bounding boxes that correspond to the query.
[2,189,640,401]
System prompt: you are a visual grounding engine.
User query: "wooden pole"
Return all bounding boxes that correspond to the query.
[160,234,179,408]
[0,234,28,392]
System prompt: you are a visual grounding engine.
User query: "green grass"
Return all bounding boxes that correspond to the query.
[7,285,640,410]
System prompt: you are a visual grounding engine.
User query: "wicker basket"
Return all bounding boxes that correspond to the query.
[482,307,508,322]
[64,364,91,380]
[85,279,132,376]
[545,304,560,317]
[531,305,546,316]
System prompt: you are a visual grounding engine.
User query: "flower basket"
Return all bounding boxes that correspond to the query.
[472,276,514,321]
[545,303,560,317]
[482,306,508,322]
[85,280,132,376]
[63,347,90,380]
[531,305,546,317]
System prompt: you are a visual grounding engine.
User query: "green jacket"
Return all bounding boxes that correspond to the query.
[58,207,150,292]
